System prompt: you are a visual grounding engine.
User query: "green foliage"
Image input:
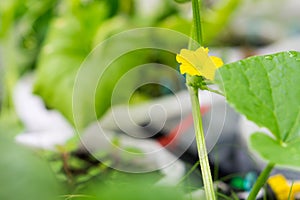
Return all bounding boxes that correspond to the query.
[0,0,57,69]
[0,115,63,199]
[33,0,108,125]
[0,0,16,38]
[0,110,23,137]
[216,51,300,168]
[4,0,298,199]
[28,0,239,129]
[158,15,192,36]
[33,3,183,129]
[0,136,64,200]
[33,0,178,129]
[73,172,184,200]
[0,0,58,113]
[202,0,241,45]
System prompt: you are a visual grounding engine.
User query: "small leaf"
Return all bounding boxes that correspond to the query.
[250,133,300,168]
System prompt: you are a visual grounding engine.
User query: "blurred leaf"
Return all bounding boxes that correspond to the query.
[73,47,151,128]
[104,0,119,17]
[0,0,58,116]
[93,15,132,46]
[33,4,146,128]
[0,110,23,137]
[0,0,15,38]
[250,133,300,168]
[74,172,184,200]
[0,135,64,200]
[202,0,241,45]
[0,0,58,67]
[33,0,108,125]
[34,0,188,129]
[73,46,183,128]
[0,112,63,199]
[16,0,58,69]
[158,15,192,36]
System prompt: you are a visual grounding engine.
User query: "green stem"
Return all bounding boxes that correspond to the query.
[188,86,216,200]
[191,0,203,47]
[247,162,275,200]
[186,0,216,199]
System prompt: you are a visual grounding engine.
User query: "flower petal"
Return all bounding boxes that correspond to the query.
[176,50,200,75]
[210,56,224,68]
[194,47,217,80]
[180,64,201,76]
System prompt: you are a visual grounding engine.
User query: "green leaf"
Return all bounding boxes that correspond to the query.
[216,51,300,168]
[33,1,108,126]
[0,136,64,200]
[0,113,63,199]
[75,172,184,200]
[250,133,300,168]
[217,51,300,142]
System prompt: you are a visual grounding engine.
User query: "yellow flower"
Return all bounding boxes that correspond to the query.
[176,47,223,80]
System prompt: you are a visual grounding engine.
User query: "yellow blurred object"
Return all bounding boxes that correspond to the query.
[268,174,300,200]
[176,47,223,80]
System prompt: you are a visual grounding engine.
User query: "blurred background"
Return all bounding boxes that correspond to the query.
[1,0,300,199]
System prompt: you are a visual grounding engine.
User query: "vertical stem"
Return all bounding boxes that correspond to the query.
[187,0,215,199]
[191,0,203,47]
[188,86,216,200]
[247,162,275,200]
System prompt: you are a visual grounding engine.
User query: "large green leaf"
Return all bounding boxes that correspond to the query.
[34,3,187,129]
[33,1,108,126]
[216,51,300,167]
[0,135,64,200]
[0,114,64,199]
[33,7,154,129]
[217,51,300,141]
